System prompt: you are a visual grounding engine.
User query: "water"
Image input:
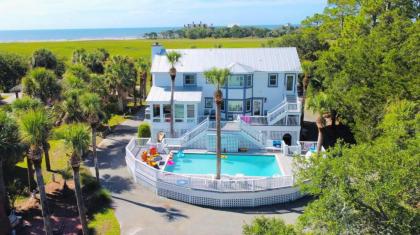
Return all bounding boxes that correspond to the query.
[0,25,281,42]
[164,153,282,177]
[0,27,179,42]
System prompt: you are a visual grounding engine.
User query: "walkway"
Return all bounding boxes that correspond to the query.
[85,109,309,235]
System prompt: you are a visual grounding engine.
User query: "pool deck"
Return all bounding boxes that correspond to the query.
[87,113,307,235]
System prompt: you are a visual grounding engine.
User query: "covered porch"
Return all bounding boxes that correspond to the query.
[145,86,203,137]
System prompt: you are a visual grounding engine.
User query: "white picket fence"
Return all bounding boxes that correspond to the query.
[125,138,303,207]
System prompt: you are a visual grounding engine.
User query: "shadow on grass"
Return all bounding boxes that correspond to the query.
[111,195,189,222]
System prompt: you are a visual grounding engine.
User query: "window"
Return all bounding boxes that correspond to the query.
[152,104,161,122]
[246,75,253,87]
[183,74,196,86]
[246,99,251,112]
[163,104,171,122]
[221,100,225,112]
[285,74,294,91]
[268,74,278,87]
[228,75,244,87]
[187,105,195,123]
[228,100,243,112]
[175,104,184,122]
[205,97,213,108]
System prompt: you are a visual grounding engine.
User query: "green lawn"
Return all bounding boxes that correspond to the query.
[107,114,126,129]
[88,208,121,235]
[0,38,267,60]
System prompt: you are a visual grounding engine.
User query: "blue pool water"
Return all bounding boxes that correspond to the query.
[164,153,282,177]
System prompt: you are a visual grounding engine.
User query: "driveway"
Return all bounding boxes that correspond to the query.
[86,110,309,235]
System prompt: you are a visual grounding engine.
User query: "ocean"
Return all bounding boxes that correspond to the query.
[0,25,280,42]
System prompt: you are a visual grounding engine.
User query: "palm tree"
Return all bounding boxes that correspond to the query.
[0,111,24,234]
[54,123,90,235]
[306,92,330,153]
[22,67,61,105]
[204,68,230,180]
[166,51,182,137]
[80,93,102,182]
[19,110,53,235]
[105,56,137,112]
[137,57,150,103]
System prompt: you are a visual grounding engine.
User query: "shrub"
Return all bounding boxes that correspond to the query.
[243,216,299,235]
[137,123,151,138]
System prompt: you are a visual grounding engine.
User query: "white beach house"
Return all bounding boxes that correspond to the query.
[145,43,302,152]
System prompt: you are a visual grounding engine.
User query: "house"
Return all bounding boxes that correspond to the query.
[145,43,302,152]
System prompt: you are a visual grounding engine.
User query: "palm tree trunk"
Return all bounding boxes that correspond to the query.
[26,157,34,191]
[215,94,222,180]
[316,116,324,153]
[133,85,137,110]
[170,77,175,137]
[43,142,51,171]
[92,127,99,182]
[0,160,11,235]
[33,160,53,235]
[72,166,89,235]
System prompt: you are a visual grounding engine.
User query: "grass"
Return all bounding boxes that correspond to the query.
[88,208,121,235]
[107,114,126,129]
[0,38,267,60]
[16,139,70,184]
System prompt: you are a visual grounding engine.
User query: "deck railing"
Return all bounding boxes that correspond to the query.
[126,138,295,192]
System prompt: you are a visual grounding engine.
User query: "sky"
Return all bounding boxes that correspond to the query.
[0,0,327,30]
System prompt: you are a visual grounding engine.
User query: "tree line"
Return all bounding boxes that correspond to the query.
[144,24,298,39]
[244,0,419,234]
[0,47,150,234]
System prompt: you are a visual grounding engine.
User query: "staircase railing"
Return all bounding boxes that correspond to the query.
[239,119,266,147]
[266,96,301,125]
[266,100,288,124]
[163,116,210,147]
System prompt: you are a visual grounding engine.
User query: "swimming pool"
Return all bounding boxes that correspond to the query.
[164,153,282,177]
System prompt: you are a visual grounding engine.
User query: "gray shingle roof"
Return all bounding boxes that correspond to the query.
[151,47,302,73]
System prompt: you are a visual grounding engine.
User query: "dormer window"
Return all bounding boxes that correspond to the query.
[184,74,197,87]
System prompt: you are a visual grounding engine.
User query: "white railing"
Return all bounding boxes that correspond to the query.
[267,101,288,124]
[163,117,209,147]
[239,119,266,147]
[126,138,295,192]
[266,97,301,125]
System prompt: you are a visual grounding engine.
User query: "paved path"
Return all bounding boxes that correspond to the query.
[86,111,309,235]
[0,92,19,104]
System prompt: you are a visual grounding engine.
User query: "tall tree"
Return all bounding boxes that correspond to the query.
[306,91,334,153]
[105,56,137,112]
[295,100,419,234]
[22,67,61,105]
[204,68,230,180]
[0,52,28,93]
[30,48,64,77]
[80,93,102,182]
[0,110,24,234]
[166,51,182,137]
[137,57,149,103]
[19,110,53,235]
[54,123,90,235]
